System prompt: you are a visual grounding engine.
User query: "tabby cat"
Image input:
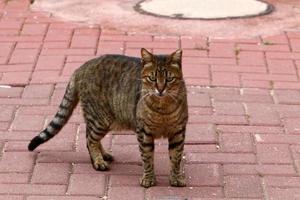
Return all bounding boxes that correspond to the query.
[28,48,188,188]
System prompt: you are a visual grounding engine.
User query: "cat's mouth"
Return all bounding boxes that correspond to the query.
[154,93,165,98]
[150,93,177,104]
[151,93,167,99]
[154,89,165,97]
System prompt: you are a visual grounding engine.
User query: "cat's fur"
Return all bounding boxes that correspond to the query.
[28,48,188,187]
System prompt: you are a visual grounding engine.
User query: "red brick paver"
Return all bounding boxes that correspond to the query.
[0,0,300,199]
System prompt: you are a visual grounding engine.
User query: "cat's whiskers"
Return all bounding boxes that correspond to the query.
[166,93,178,103]
[137,92,151,105]
[136,89,148,95]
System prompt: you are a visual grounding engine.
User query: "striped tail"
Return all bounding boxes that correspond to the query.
[28,76,78,151]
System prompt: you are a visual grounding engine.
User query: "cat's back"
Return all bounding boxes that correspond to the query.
[74,54,141,78]
[73,54,142,95]
[73,54,142,130]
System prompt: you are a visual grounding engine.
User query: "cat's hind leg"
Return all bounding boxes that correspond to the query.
[86,125,110,171]
[99,142,114,161]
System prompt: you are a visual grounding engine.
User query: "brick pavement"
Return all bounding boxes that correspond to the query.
[0,0,300,199]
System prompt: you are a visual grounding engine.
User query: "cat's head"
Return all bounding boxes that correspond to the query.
[140,48,185,99]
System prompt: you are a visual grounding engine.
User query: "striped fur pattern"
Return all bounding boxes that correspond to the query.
[28,48,188,188]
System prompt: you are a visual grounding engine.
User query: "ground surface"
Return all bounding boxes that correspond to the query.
[0,0,300,199]
[32,0,300,38]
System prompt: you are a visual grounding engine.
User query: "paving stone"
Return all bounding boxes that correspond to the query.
[242,73,297,82]
[183,64,210,78]
[211,65,267,73]
[265,176,300,187]
[238,51,265,66]
[112,134,137,145]
[107,186,145,200]
[238,43,290,52]
[220,133,253,153]
[187,92,211,107]
[112,144,141,164]
[223,164,296,176]
[67,174,106,196]
[146,186,223,199]
[0,105,15,122]
[61,62,81,76]
[37,151,90,163]
[0,173,30,183]
[0,195,24,200]
[30,71,63,84]
[217,125,284,134]
[291,145,300,172]
[0,64,34,72]
[12,114,45,131]
[0,152,35,173]
[212,72,240,87]
[209,43,235,58]
[0,183,66,195]
[0,87,23,98]
[22,84,54,98]
[256,144,292,164]
[290,39,300,52]
[266,187,300,200]
[224,175,263,198]
[27,196,100,200]
[0,42,14,58]
[35,55,65,71]
[274,90,300,104]
[31,163,70,184]
[186,152,256,164]
[267,59,296,74]
[242,80,271,89]
[273,81,300,90]
[189,107,213,115]
[21,23,48,35]
[73,163,142,175]
[0,1,300,199]
[262,34,289,44]
[189,115,248,125]
[212,93,273,103]
[213,102,245,116]
[284,118,300,134]
[184,57,236,66]
[16,42,42,49]
[9,48,39,64]
[0,71,31,85]
[185,164,222,186]
[71,35,98,48]
[254,134,300,144]
[4,141,34,151]
[185,124,217,144]
[245,103,280,126]
[110,175,140,186]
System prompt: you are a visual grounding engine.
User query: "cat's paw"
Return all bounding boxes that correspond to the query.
[169,174,186,187]
[102,152,114,162]
[140,175,156,188]
[93,160,110,171]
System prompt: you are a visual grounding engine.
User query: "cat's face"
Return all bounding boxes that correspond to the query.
[140,48,184,99]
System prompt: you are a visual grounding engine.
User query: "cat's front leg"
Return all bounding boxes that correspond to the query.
[136,128,156,188]
[168,128,186,187]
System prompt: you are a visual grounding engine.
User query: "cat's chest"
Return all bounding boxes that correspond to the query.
[139,111,184,138]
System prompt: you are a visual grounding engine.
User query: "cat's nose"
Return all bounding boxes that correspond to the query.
[155,88,164,96]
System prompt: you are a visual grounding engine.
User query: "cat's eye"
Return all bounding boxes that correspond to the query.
[146,76,156,82]
[167,77,175,82]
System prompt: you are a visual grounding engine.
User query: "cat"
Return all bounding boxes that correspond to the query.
[28,48,188,188]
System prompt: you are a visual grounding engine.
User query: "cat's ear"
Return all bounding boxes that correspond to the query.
[141,48,153,63]
[170,49,182,62]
